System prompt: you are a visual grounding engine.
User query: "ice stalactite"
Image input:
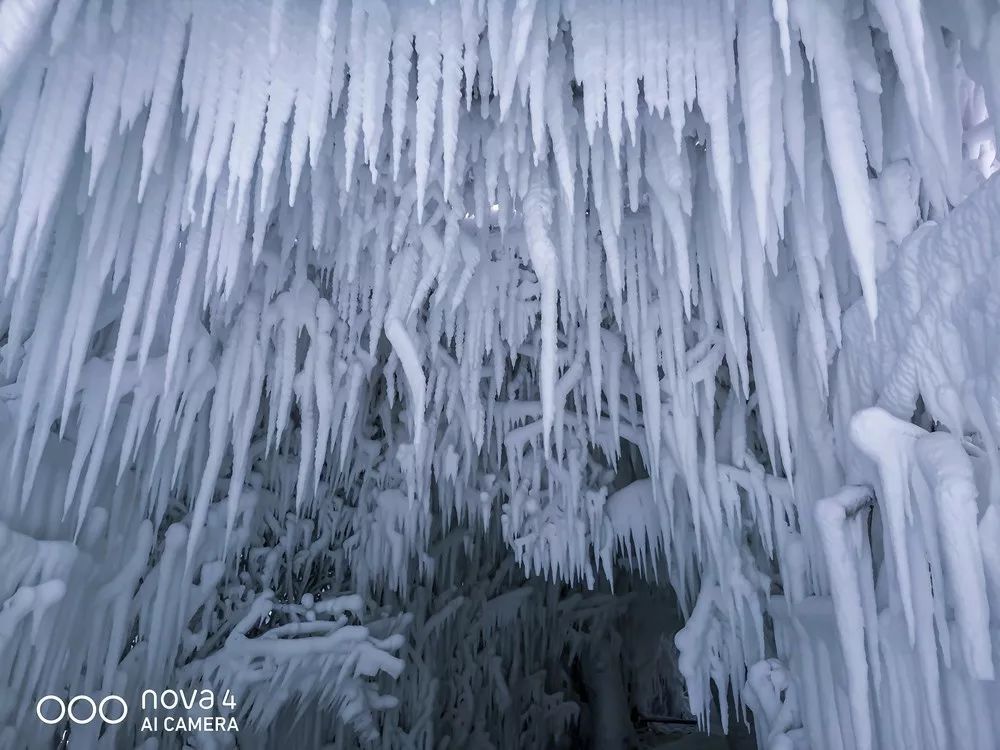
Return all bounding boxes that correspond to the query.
[0,0,998,747]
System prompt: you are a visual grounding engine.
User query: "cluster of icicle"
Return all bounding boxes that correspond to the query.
[0,0,999,746]
[765,172,1000,750]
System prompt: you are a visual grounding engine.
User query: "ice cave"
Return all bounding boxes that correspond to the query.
[1,0,999,748]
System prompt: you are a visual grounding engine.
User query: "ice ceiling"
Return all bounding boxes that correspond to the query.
[1,0,999,748]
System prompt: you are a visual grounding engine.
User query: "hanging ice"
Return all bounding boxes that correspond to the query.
[0,0,998,748]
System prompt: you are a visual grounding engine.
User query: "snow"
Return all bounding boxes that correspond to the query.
[0,0,998,747]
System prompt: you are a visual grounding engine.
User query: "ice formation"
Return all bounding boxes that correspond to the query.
[0,0,998,747]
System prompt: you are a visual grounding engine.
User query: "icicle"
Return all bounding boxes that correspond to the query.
[341,1,368,190]
[0,0,56,97]
[916,434,994,680]
[808,0,879,321]
[815,486,875,750]
[523,171,559,455]
[413,2,441,220]
[440,2,462,197]
[738,0,774,247]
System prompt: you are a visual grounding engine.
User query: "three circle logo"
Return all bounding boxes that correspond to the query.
[35,695,128,725]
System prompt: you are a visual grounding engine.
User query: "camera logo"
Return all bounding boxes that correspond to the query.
[35,695,128,725]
